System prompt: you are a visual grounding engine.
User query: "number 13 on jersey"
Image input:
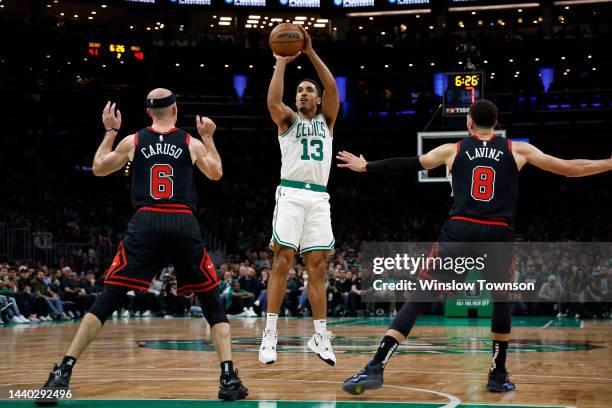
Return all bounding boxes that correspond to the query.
[300,139,324,161]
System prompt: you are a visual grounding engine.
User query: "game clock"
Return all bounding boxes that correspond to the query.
[443,71,484,116]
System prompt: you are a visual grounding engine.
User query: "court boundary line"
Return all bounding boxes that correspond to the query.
[0,377,461,408]
[0,397,577,408]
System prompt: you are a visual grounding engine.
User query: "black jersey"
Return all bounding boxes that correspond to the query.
[449,135,518,224]
[131,127,198,211]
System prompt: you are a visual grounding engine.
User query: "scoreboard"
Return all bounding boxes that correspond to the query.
[88,42,145,61]
[443,71,484,116]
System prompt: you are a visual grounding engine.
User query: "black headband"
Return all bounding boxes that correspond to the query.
[145,93,176,108]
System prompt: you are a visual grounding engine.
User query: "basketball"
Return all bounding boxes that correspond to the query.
[269,23,304,56]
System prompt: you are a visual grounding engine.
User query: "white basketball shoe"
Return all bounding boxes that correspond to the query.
[259,328,278,364]
[307,331,336,366]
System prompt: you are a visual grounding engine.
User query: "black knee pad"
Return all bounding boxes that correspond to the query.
[89,284,129,325]
[389,301,431,337]
[491,302,513,334]
[197,288,229,327]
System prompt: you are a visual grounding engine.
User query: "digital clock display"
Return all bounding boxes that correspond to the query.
[87,41,144,61]
[443,72,484,116]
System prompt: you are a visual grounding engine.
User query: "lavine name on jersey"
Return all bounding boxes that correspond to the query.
[465,146,504,162]
[141,142,184,159]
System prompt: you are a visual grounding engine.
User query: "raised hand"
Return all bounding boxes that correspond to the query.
[297,24,313,56]
[336,151,367,172]
[102,101,122,130]
[196,115,216,141]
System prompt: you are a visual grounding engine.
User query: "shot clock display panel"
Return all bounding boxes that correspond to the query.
[443,72,484,116]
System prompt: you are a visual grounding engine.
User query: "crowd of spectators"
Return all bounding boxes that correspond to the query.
[2,237,610,326]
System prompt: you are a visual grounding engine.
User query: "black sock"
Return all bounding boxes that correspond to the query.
[491,340,508,373]
[371,335,399,366]
[221,360,234,376]
[61,356,77,372]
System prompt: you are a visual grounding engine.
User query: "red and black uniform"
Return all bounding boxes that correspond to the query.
[420,135,517,288]
[104,127,219,295]
[390,135,518,337]
[440,135,517,244]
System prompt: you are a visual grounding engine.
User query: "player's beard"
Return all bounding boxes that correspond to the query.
[298,100,316,115]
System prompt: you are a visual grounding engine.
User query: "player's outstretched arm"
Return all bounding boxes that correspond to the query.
[336,143,455,174]
[191,115,223,181]
[92,101,133,177]
[298,26,339,129]
[268,54,299,132]
[514,142,612,177]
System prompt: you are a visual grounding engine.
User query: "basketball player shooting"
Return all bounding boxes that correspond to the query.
[36,89,248,404]
[336,99,612,394]
[259,26,340,365]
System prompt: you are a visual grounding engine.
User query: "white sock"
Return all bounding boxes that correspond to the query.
[314,319,327,334]
[266,313,278,331]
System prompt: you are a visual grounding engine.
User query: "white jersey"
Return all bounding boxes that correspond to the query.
[278,113,333,187]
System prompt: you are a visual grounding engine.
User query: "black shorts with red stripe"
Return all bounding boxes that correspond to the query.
[105,203,219,295]
[418,216,515,297]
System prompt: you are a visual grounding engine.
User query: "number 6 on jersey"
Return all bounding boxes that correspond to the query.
[150,164,174,199]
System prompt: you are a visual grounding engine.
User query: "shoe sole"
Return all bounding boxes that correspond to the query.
[341,379,383,395]
[487,382,516,392]
[258,352,276,365]
[218,386,248,401]
[307,338,336,366]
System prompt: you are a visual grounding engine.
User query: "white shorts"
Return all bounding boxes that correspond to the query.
[270,185,335,254]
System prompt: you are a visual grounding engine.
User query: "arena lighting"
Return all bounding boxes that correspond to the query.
[314,23,325,27]
[554,0,612,4]
[448,3,539,12]
[346,9,430,17]
[218,21,231,25]
[248,15,260,19]
[247,20,259,23]
[233,75,247,99]
[219,17,232,21]
[295,16,307,20]
[540,67,553,91]
[316,18,328,23]
[433,72,444,97]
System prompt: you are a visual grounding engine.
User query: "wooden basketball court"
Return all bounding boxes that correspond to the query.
[1,316,610,407]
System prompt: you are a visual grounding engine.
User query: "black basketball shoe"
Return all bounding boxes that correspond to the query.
[341,361,384,395]
[487,368,516,392]
[35,363,72,406]
[218,369,248,401]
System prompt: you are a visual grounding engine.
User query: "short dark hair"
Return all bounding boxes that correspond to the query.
[297,78,322,97]
[468,99,497,128]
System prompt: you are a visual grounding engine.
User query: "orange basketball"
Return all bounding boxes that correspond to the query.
[269,23,304,57]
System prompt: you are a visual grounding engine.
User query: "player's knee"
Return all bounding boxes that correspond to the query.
[274,247,295,270]
[199,289,230,327]
[89,284,128,324]
[211,321,230,339]
[306,252,326,268]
